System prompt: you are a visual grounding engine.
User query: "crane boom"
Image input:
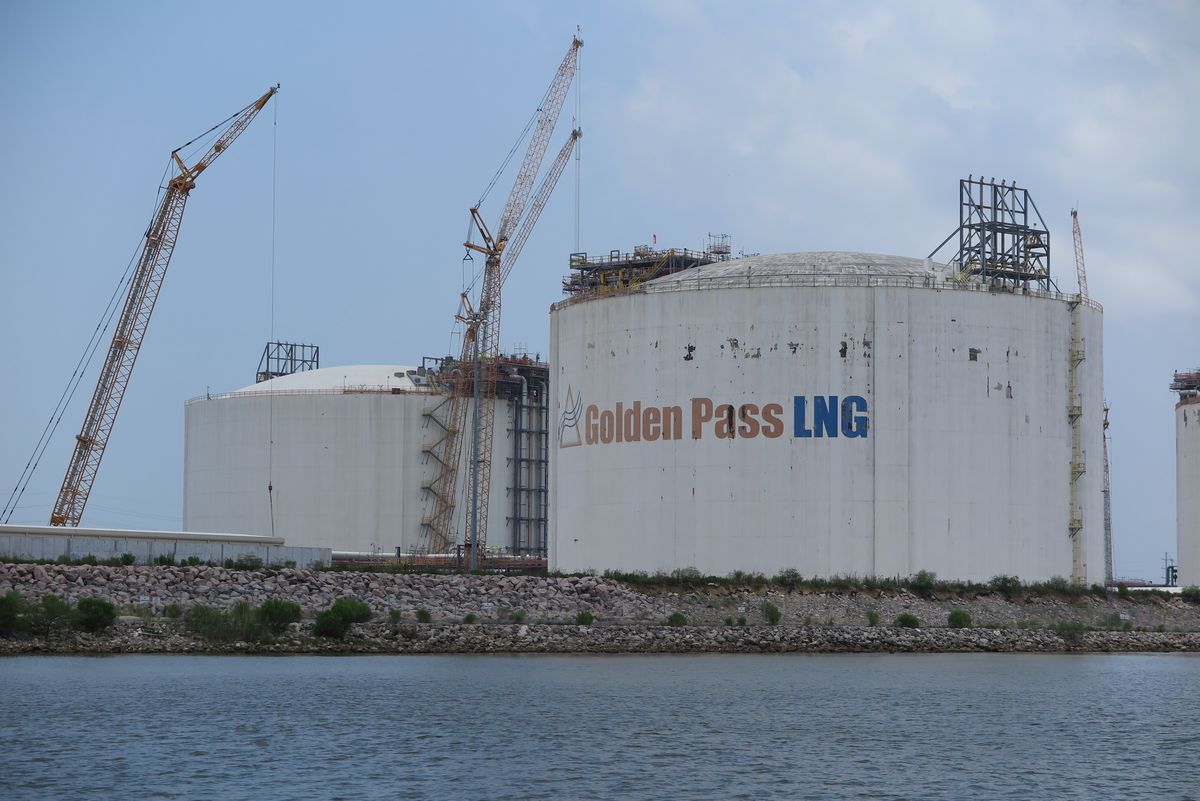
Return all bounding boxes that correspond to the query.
[496,37,583,242]
[420,38,581,556]
[1071,208,1088,298]
[50,86,277,527]
[501,129,581,286]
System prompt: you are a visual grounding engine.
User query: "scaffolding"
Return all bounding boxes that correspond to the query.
[256,341,319,383]
[929,177,1056,291]
[563,235,733,296]
[1170,369,1200,399]
[418,354,549,556]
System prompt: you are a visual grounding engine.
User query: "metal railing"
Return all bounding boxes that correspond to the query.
[186,384,433,405]
[551,270,1104,312]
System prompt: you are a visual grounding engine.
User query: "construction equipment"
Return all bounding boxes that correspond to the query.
[420,37,582,560]
[49,86,278,526]
[1071,208,1088,297]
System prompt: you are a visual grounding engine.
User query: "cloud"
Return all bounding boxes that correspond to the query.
[607,0,1199,315]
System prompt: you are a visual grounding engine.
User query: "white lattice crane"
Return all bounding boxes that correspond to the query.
[420,37,582,559]
[1071,208,1088,298]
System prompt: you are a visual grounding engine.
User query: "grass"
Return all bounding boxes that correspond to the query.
[893,613,920,629]
[947,609,972,629]
[866,610,880,627]
[666,612,687,627]
[760,601,781,625]
[575,611,594,626]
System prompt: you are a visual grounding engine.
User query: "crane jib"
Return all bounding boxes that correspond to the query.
[48,86,277,527]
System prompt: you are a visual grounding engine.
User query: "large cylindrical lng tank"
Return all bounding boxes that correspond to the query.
[183,362,549,556]
[1174,370,1200,586]
[549,251,1106,583]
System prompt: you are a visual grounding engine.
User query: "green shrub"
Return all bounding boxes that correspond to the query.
[947,609,972,629]
[508,609,525,624]
[866,610,880,627]
[256,598,301,634]
[670,567,703,583]
[893,613,920,629]
[330,597,373,624]
[760,601,781,625]
[723,616,734,626]
[1182,586,1200,603]
[575,611,594,626]
[388,609,404,623]
[73,597,118,633]
[28,595,73,636]
[737,616,747,626]
[463,613,477,624]
[313,609,351,638]
[228,554,264,571]
[184,602,268,642]
[1052,620,1089,639]
[773,569,802,589]
[416,608,432,624]
[1045,575,1071,592]
[0,590,29,637]
[666,611,687,627]
[802,616,812,626]
[182,555,203,567]
[1117,583,1130,598]
[119,553,136,566]
[989,575,1022,597]
[909,570,938,597]
[185,605,228,639]
[154,554,175,566]
[164,603,183,619]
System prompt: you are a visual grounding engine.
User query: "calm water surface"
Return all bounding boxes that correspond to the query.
[1,653,1197,800]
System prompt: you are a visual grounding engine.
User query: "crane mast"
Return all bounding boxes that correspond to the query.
[420,37,581,557]
[50,86,278,527]
[1071,208,1088,298]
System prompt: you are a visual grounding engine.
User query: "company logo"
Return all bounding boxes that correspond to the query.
[561,393,869,447]
[558,385,583,448]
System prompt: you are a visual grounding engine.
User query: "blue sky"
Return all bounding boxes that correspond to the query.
[1,0,1196,581]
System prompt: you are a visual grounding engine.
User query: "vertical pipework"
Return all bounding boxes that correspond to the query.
[513,374,528,553]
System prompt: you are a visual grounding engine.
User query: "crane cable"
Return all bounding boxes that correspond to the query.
[1,163,174,524]
[267,93,278,539]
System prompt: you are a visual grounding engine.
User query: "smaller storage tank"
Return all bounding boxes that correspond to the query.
[183,362,550,556]
[1173,370,1200,586]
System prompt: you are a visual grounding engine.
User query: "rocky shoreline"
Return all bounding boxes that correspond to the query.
[3,562,1198,655]
[4,620,1199,656]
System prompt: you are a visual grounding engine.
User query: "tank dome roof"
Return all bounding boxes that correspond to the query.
[647,251,945,287]
[237,364,420,393]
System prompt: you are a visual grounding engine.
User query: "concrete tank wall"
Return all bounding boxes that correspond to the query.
[1179,398,1200,586]
[549,253,1105,584]
[183,367,522,555]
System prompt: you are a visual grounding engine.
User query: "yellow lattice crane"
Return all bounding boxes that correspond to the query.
[421,37,582,562]
[49,86,278,526]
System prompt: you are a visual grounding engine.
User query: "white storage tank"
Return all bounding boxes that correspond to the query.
[1174,370,1200,586]
[183,363,549,556]
[549,251,1106,583]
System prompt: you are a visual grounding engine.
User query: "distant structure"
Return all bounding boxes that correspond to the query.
[256,341,319,384]
[1172,369,1200,585]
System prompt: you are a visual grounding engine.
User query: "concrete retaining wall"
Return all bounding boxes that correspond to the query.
[0,524,329,568]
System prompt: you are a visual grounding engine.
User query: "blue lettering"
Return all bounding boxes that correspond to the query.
[794,396,812,438]
[841,396,869,438]
[813,396,838,437]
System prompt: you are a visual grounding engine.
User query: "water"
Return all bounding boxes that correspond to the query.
[1,653,1196,800]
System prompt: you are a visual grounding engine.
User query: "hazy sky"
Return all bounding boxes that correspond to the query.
[1,1,1195,581]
